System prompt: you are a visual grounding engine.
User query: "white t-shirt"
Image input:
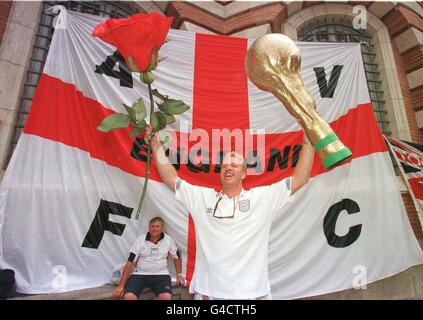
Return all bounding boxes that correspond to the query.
[175,178,293,299]
[130,233,179,275]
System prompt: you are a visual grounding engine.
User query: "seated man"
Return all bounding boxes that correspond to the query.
[112,217,184,300]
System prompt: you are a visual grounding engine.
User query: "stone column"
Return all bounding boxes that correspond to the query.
[0,1,43,178]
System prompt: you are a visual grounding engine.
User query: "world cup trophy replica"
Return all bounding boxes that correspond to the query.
[245,34,352,169]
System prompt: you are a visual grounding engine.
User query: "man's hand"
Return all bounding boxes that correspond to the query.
[291,130,315,195]
[112,286,124,299]
[147,124,179,191]
[145,124,162,150]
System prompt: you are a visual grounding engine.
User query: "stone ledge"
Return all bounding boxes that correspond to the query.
[8,284,193,300]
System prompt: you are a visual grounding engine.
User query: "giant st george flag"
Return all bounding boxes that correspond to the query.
[0,9,422,299]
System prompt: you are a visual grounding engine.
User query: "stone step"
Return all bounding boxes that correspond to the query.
[8,284,193,300]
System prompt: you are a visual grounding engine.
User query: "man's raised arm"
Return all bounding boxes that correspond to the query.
[291,132,315,195]
[148,126,179,192]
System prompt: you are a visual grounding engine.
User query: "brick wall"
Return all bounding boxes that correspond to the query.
[168,1,285,34]
[382,4,423,37]
[401,46,423,75]
[0,1,12,44]
[391,37,423,144]
[383,4,423,143]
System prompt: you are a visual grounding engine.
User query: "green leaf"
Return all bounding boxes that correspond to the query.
[158,99,190,115]
[131,98,147,122]
[127,56,140,73]
[130,119,147,129]
[150,112,158,131]
[130,126,146,138]
[151,111,167,131]
[155,111,167,131]
[123,103,135,119]
[97,113,130,132]
[160,111,175,125]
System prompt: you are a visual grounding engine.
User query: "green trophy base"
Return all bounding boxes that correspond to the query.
[314,133,352,169]
[322,147,352,169]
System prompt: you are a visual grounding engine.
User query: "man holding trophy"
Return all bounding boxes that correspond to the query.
[148,33,350,299]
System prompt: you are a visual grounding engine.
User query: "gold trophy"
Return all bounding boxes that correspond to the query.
[245,34,352,169]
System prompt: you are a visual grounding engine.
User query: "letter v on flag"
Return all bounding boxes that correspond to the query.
[0,9,422,298]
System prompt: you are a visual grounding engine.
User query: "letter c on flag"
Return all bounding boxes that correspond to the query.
[324,199,362,248]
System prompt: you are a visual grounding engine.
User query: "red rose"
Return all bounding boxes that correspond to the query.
[92,13,173,72]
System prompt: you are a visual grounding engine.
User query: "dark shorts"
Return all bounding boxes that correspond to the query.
[124,274,172,297]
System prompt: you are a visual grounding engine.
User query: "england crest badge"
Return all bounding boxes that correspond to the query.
[238,199,250,212]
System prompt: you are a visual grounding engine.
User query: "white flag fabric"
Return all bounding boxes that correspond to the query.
[0,9,422,298]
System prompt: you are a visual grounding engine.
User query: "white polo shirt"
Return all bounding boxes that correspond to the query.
[175,177,293,299]
[130,233,179,275]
